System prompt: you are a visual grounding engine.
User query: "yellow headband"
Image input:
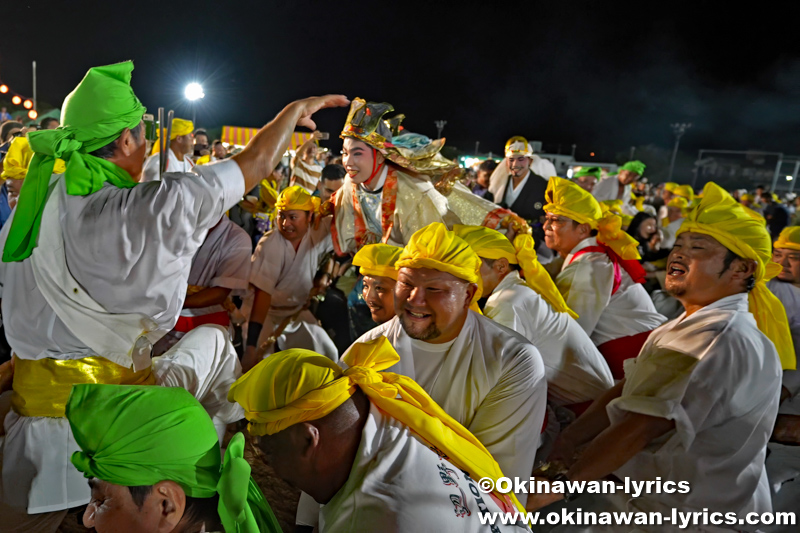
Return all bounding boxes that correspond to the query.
[775,226,800,252]
[544,177,640,260]
[667,196,689,209]
[353,244,403,281]
[396,223,483,311]
[1,136,64,179]
[677,182,795,370]
[227,337,525,512]
[275,185,320,213]
[150,118,195,154]
[453,225,577,319]
[672,184,694,201]
[664,182,679,193]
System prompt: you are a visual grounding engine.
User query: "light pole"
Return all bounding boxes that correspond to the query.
[184,82,205,124]
[668,123,692,181]
[434,120,447,139]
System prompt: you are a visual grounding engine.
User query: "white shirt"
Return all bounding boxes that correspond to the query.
[141,147,195,182]
[503,170,531,207]
[609,294,781,520]
[320,403,527,533]
[592,175,636,215]
[182,216,252,318]
[484,271,614,406]
[557,237,666,345]
[352,311,547,505]
[0,160,245,512]
[250,221,333,319]
[660,217,684,250]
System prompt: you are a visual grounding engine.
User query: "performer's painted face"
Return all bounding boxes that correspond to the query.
[506,155,531,179]
[773,247,800,284]
[342,138,385,185]
[362,274,397,324]
[394,267,475,343]
[543,213,590,257]
[666,232,754,305]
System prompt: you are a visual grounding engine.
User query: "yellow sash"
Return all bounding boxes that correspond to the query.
[11,356,155,418]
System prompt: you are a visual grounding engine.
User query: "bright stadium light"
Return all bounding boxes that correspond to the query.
[184,82,205,101]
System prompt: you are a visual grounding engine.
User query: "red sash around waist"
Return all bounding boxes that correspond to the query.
[173,311,230,333]
[597,329,653,380]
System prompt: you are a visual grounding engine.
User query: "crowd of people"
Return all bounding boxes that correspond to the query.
[0,60,796,533]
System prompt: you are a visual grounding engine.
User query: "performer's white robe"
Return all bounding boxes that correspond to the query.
[607,294,780,527]
[352,311,546,506]
[141,147,194,182]
[557,237,666,346]
[592,175,636,215]
[0,160,245,513]
[249,221,336,359]
[484,272,613,406]
[320,403,529,533]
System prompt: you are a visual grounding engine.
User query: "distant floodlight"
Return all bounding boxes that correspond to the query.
[184,82,205,101]
[787,175,794,181]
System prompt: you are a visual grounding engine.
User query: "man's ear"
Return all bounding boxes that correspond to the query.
[151,480,186,533]
[578,222,592,239]
[294,422,321,461]
[118,127,139,157]
[495,257,511,275]
[731,258,757,281]
[465,283,478,309]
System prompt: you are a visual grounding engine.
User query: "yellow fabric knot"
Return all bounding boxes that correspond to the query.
[274,185,320,213]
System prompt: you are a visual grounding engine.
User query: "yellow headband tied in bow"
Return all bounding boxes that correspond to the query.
[353,243,403,281]
[396,223,483,312]
[544,177,640,260]
[677,182,795,370]
[453,225,577,319]
[275,185,321,214]
[227,337,525,512]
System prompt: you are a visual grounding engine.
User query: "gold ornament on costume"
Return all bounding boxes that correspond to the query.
[340,98,394,149]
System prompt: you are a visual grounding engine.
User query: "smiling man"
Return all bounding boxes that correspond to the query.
[529,183,791,525]
[245,185,336,370]
[350,223,546,504]
[230,338,527,532]
[352,243,403,325]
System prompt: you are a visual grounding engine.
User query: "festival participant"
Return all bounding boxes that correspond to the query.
[333,98,522,256]
[0,60,347,529]
[229,338,528,532]
[487,136,554,245]
[141,117,195,181]
[657,183,693,222]
[544,177,666,379]
[352,243,402,325]
[660,196,689,248]
[152,214,252,358]
[245,185,337,370]
[766,226,800,524]
[591,160,646,215]
[472,158,497,200]
[530,182,792,525]
[454,224,613,408]
[572,166,601,193]
[316,162,345,202]
[352,223,546,503]
[65,384,280,533]
[760,191,790,240]
[290,132,324,193]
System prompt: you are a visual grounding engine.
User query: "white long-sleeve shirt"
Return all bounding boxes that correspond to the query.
[351,311,546,506]
[484,271,614,406]
[141,147,194,182]
[609,293,781,521]
[0,159,245,513]
[556,237,666,346]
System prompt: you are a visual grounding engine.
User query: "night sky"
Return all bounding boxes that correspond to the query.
[2,1,799,179]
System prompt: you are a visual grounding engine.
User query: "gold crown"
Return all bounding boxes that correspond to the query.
[340,98,395,149]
